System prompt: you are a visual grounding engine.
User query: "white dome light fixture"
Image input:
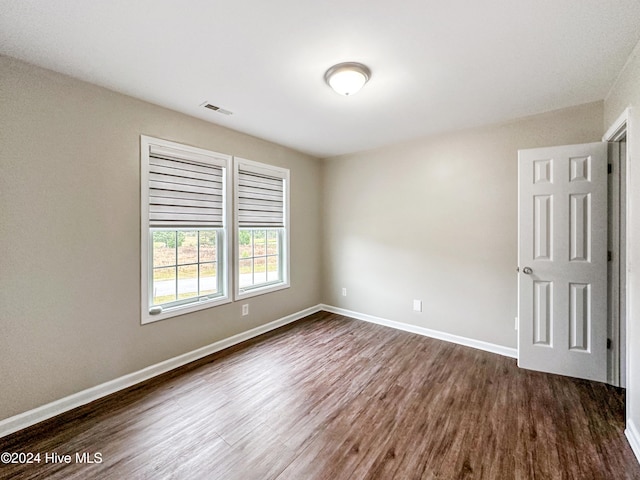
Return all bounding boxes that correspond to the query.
[324,62,371,96]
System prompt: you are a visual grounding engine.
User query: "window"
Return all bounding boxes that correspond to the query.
[234,157,290,299]
[141,136,231,323]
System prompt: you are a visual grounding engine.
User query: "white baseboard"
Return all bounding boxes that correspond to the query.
[320,304,518,359]
[0,304,322,439]
[627,420,640,465]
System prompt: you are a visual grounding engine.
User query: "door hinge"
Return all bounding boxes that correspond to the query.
[608,163,613,174]
[607,338,612,350]
[608,251,612,262]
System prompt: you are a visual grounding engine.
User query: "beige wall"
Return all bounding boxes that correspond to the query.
[321,102,604,348]
[0,56,322,421]
[605,38,640,448]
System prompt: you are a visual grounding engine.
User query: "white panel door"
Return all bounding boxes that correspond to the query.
[518,142,607,382]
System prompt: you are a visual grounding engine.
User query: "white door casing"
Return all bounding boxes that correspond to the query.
[518,142,607,382]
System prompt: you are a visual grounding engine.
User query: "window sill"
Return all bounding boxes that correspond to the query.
[235,281,290,301]
[141,295,231,325]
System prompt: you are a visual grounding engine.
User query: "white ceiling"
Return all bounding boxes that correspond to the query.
[2,1,640,158]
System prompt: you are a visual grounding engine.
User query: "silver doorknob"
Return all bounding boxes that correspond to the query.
[522,266,533,275]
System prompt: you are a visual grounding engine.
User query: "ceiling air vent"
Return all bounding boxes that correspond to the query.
[201,102,233,116]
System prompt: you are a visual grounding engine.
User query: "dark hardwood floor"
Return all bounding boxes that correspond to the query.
[1,311,638,479]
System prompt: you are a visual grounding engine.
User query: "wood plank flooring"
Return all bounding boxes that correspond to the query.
[1,311,639,479]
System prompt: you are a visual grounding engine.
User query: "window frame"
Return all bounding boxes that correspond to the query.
[234,157,290,300]
[140,135,232,324]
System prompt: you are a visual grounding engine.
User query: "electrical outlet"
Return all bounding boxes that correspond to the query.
[413,300,422,312]
[242,304,249,316]
[342,287,347,296]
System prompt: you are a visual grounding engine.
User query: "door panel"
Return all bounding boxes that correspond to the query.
[518,142,607,382]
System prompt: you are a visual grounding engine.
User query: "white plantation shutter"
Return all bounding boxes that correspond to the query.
[148,145,225,228]
[237,170,285,228]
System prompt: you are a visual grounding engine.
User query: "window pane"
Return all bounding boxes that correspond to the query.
[239,229,252,259]
[152,267,176,305]
[177,231,198,265]
[239,259,252,288]
[199,231,217,263]
[254,230,266,256]
[152,231,176,268]
[254,257,267,284]
[178,264,198,300]
[239,229,252,246]
[267,230,279,255]
[200,263,217,296]
[267,255,279,282]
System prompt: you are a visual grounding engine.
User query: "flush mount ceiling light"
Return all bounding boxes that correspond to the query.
[324,62,371,96]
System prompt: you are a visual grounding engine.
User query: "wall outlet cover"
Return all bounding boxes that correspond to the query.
[413,300,422,312]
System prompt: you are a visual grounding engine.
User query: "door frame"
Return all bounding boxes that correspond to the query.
[603,107,630,388]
